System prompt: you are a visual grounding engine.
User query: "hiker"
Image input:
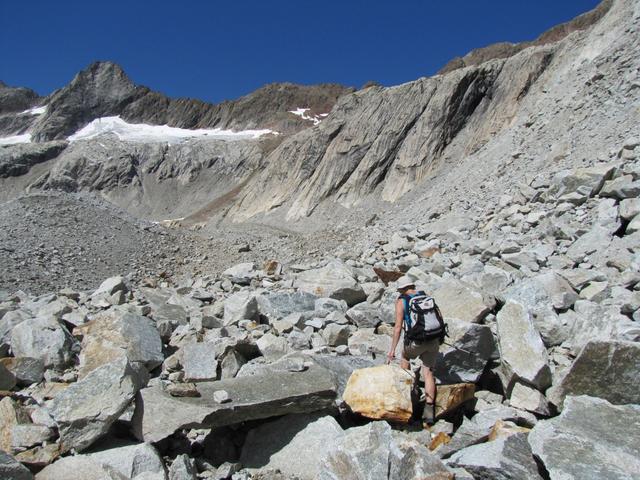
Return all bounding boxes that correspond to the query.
[386,276,443,425]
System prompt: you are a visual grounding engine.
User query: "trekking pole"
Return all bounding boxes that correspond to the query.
[442,341,474,355]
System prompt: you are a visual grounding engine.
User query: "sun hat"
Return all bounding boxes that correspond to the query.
[396,276,415,291]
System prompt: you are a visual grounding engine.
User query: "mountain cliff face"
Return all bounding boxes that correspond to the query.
[227,0,637,222]
[0,0,637,228]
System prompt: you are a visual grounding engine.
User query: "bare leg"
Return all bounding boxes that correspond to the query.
[422,365,436,405]
[400,357,410,370]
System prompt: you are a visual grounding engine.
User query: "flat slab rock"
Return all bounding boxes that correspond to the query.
[132,364,337,443]
[529,395,640,480]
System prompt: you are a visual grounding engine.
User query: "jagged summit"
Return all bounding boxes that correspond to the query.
[2,60,353,142]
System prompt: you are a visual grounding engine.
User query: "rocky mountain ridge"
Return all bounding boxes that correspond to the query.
[1,1,640,477]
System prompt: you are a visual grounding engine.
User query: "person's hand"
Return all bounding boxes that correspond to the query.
[386,351,395,364]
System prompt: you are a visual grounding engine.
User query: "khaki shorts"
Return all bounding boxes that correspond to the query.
[403,338,440,369]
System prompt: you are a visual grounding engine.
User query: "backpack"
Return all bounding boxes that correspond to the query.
[401,291,447,345]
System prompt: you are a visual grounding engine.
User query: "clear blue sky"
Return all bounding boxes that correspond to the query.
[1,0,601,104]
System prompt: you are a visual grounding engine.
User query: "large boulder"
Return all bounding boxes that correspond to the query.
[431,279,495,323]
[435,405,537,459]
[0,309,31,356]
[0,449,33,480]
[10,316,75,369]
[548,164,615,199]
[222,291,258,326]
[240,414,343,479]
[317,421,451,480]
[347,328,394,357]
[547,340,640,410]
[222,262,256,285]
[0,362,16,390]
[294,261,366,306]
[132,364,336,444]
[446,433,542,479]
[85,442,165,480]
[35,456,125,480]
[496,301,551,392]
[50,358,142,452]
[434,319,495,384]
[343,365,414,423]
[182,343,219,382]
[529,396,640,480]
[74,309,163,378]
[504,272,578,312]
[256,291,317,321]
[0,357,44,386]
[563,300,640,350]
[345,302,385,328]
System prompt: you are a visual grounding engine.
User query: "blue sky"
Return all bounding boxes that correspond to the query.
[1,0,601,104]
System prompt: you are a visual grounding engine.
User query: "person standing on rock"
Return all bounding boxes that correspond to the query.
[387,276,442,425]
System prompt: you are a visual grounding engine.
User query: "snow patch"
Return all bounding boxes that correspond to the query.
[68,116,276,143]
[21,106,47,115]
[288,108,328,126]
[0,133,32,146]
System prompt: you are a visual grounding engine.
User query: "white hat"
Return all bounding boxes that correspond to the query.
[396,276,415,290]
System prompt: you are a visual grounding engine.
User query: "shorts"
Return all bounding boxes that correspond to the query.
[402,338,440,369]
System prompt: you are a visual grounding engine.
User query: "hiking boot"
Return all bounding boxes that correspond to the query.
[423,403,435,426]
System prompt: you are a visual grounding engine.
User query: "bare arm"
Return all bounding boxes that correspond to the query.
[387,299,404,363]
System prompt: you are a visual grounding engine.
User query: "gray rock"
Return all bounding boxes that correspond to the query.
[619,198,640,221]
[86,442,165,480]
[0,449,33,480]
[548,164,615,199]
[182,343,219,382]
[345,302,384,328]
[213,390,231,403]
[435,405,537,459]
[133,363,336,443]
[318,421,450,480]
[50,357,142,452]
[294,261,366,306]
[432,279,495,323]
[10,316,75,369]
[91,275,127,298]
[168,454,196,480]
[11,424,54,451]
[314,298,348,314]
[564,300,640,350]
[0,309,31,356]
[0,362,16,390]
[287,330,311,350]
[347,328,394,357]
[508,382,551,416]
[322,323,350,347]
[434,319,495,384]
[257,291,317,321]
[240,414,343,479]
[600,175,640,199]
[566,225,612,263]
[548,340,640,410]
[223,291,258,326]
[35,455,127,480]
[222,262,256,285]
[76,310,163,377]
[447,432,542,479]
[529,395,640,480]
[496,300,551,392]
[504,271,578,313]
[220,350,246,379]
[256,333,290,360]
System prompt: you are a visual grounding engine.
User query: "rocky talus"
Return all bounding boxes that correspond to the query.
[2,149,640,478]
[0,0,639,478]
